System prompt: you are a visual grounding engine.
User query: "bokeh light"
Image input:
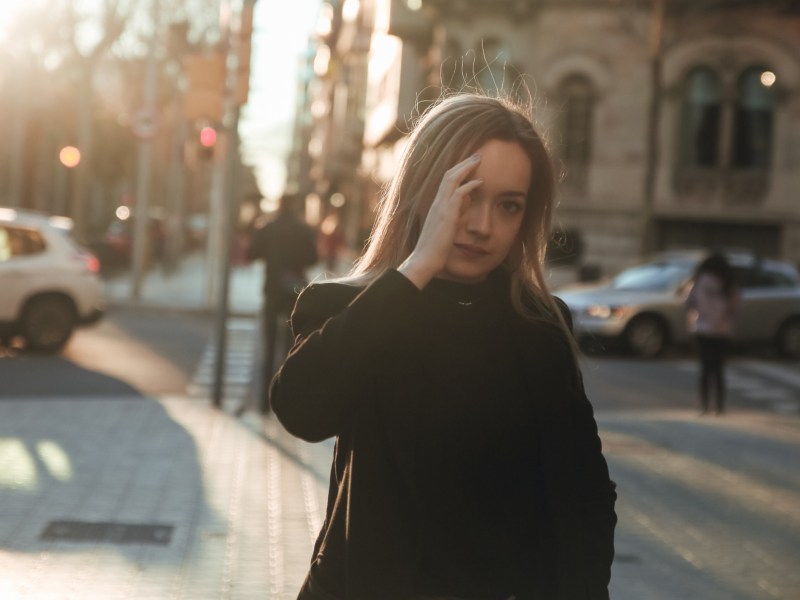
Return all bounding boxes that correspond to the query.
[199,126,217,148]
[59,146,81,168]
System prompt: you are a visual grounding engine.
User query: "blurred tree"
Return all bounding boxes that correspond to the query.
[0,0,221,238]
[93,114,137,185]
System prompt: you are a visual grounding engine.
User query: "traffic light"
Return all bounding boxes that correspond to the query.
[198,126,217,160]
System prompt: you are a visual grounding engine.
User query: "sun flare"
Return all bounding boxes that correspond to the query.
[0,1,27,38]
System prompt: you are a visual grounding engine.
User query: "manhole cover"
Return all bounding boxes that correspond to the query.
[40,520,174,546]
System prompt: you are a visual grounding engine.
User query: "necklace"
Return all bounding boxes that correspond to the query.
[427,276,496,309]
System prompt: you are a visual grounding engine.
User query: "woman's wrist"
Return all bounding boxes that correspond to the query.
[397,257,438,290]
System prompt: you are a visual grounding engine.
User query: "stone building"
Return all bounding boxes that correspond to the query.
[292,0,800,277]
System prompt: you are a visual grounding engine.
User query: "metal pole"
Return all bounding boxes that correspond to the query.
[7,77,26,208]
[640,0,665,257]
[211,0,245,409]
[72,66,94,241]
[131,0,161,300]
[206,161,225,308]
[165,73,188,273]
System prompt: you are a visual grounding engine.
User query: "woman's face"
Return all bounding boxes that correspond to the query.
[437,139,532,284]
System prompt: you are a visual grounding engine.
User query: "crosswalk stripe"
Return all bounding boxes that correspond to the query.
[188,317,260,411]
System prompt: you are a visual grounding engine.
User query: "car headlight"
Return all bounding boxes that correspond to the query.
[585,304,629,319]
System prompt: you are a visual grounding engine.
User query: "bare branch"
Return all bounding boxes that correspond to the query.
[87,0,129,63]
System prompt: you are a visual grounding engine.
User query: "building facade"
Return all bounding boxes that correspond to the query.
[292,0,800,277]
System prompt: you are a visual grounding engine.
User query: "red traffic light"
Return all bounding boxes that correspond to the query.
[199,126,217,148]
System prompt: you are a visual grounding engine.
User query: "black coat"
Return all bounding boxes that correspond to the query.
[271,269,617,600]
[249,211,318,308]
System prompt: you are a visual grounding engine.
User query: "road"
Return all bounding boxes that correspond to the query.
[584,355,800,599]
[0,309,210,398]
[1,309,799,599]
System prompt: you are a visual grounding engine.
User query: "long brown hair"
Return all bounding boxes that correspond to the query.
[345,93,575,348]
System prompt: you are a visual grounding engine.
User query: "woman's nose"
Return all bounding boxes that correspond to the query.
[465,202,492,236]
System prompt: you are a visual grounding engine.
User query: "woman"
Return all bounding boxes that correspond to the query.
[270,93,617,600]
[686,253,741,415]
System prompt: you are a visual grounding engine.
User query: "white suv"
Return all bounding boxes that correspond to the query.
[0,208,105,352]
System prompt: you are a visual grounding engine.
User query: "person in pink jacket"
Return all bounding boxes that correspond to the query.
[686,253,741,415]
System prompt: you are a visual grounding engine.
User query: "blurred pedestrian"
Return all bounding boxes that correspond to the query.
[270,93,617,600]
[686,253,741,415]
[248,193,318,412]
[317,212,347,273]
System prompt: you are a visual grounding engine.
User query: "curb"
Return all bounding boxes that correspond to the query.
[106,300,259,320]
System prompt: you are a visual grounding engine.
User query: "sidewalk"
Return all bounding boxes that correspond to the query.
[0,394,334,600]
[102,252,265,316]
[0,253,350,598]
[102,252,351,317]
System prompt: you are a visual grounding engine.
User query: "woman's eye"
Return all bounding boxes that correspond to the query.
[500,200,523,214]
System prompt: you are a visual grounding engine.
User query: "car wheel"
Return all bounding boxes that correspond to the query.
[777,318,800,359]
[624,315,667,358]
[21,296,77,353]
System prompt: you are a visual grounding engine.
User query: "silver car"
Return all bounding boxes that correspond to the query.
[556,251,800,358]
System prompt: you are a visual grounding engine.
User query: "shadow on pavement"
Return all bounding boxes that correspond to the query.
[0,352,144,398]
[0,384,220,568]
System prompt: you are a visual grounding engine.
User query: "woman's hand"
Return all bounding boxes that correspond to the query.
[398,154,483,289]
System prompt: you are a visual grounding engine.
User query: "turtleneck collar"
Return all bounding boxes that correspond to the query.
[424,269,509,308]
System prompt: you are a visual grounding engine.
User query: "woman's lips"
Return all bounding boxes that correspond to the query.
[454,243,490,258]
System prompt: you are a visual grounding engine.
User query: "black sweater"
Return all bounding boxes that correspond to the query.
[270,269,617,600]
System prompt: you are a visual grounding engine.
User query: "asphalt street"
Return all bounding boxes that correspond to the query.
[0,306,798,599]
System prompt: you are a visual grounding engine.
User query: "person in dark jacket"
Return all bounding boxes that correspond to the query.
[249,193,318,411]
[270,93,617,600]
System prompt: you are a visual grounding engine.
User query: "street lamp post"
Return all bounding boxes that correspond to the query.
[131,0,161,301]
[640,0,665,257]
[210,0,256,410]
[56,145,82,217]
[211,0,241,409]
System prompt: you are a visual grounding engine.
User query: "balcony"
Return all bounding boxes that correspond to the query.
[387,0,433,42]
[672,167,770,206]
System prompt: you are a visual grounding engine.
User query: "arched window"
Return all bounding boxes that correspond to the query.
[557,75,594,169]
[732,66,776,169]
[678,67,722,168]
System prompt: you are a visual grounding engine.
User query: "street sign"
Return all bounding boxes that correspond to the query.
[184,53,226,121]
[131,109,159,139]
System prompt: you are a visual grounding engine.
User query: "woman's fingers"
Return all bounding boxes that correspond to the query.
[398,154,483,289]
[439,154,481,196]
[430,155,481,216]
[423,154,483,235]
[454,177,483,209]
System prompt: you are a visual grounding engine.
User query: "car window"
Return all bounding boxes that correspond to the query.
[0,225,46,262]
[54,227,90,254]
[732,263,799,289]
[751,267,799,288]
[611,262,694,292]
